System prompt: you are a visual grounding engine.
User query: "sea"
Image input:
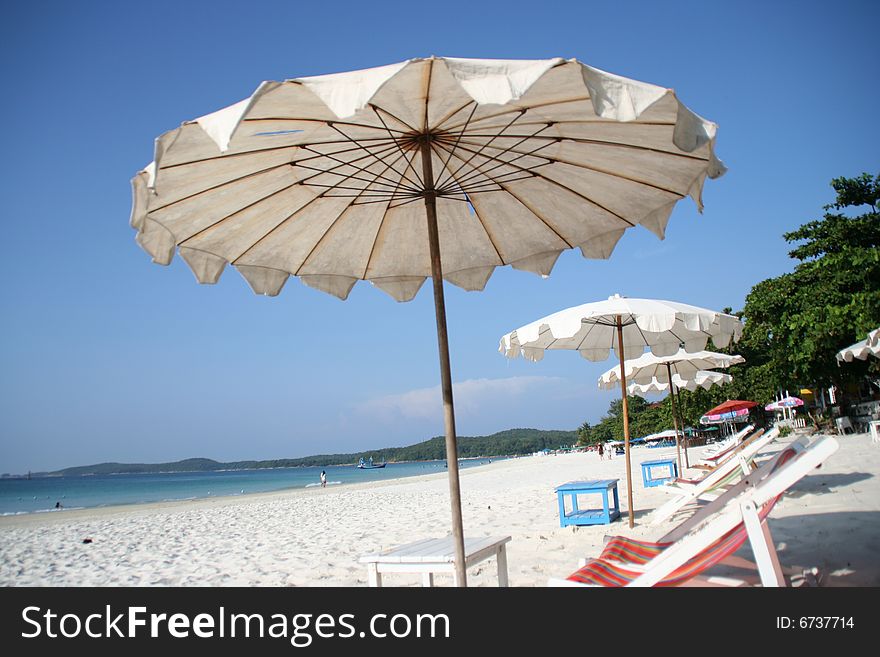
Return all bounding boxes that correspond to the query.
[0,459,498,516]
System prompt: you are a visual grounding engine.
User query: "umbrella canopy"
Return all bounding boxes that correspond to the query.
[642,429,678,441]
[836,326,880,363]
[700,399,756,424]
[598,348,744,387]
[628,370,732,395]
[597,347,742,472]
[764,396,804,411]
[131,57,725,584]
[500,295,742,527]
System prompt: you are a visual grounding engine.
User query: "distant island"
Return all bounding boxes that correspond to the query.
[11,428,578,477]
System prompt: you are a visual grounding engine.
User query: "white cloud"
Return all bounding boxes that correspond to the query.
[354,376,567,423]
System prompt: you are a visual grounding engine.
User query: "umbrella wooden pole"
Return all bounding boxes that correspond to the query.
[616,317,635,529]
[421,137,467,587]
[665,362,683,474]
[675,385,690,468]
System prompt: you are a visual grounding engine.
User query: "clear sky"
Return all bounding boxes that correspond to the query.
[1,0,877,474]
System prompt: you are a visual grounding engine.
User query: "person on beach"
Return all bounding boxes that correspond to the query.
[320,471,327,488]
[597,442,604,460]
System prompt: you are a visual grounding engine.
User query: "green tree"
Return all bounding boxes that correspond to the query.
[738,173,880,395]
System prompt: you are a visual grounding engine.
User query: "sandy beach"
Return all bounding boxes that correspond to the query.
[1,430,878,587]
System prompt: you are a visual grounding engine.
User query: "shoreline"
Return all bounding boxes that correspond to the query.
[0,456,506,520]
[1,433,878,587]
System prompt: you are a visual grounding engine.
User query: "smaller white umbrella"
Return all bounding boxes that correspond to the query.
[599,349,744,387]
[836,326,880,363]
[599,348,743,471]
[641,429,678,442]
[628,370,732,395]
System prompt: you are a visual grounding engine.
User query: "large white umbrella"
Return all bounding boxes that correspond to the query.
[599,348,744,470]
[499,295,742,527]
[131,57,725,584]
[836,326,880,362]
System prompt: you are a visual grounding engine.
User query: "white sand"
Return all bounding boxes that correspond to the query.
[1,431,878,587]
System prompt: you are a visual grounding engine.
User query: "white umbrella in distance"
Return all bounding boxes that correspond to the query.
[599,348,744,470]
[627,370,733,395]
[628,369,733,468]
[599,349,744,387]
[131,57,725,583]
[499,295,742,527]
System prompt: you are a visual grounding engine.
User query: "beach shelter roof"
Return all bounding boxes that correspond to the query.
[836,326,880,363]
[500,295,741,528]
[642,429,678,441]
[130,57,726,585]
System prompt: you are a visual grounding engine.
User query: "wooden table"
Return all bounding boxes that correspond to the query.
[359,535,511,587]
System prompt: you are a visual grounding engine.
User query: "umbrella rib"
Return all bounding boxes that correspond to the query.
[229,193,350,267]
[430,162,506,266]
[434,128,557,193]
[295,143,420,195]
[243,115,410,134]
[439,138,640,233]
[574,319,603,353]
[157,143,301,171]
[178,185,322,252]
[430,99,478,133]
[445,140,638,228]
[435,103,479,186]
[435,109,529,190]
[369,105,425,191]
[361,199,394,280]
[326,121,424,193]
[438,96,591,132]
[431,138,552,196]
[454,132,709,166]
[448,137,690,200]
[149,162,295,215]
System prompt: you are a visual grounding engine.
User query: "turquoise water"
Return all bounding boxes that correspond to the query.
[0,459,496,516]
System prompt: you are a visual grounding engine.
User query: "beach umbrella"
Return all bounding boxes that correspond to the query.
[700,399,756,435]
[764,396,804,411]
[836,326,880,363]
[130,57,725,584]
[599,349,743,471]
[499,295,742,527]
[627,370,733,395]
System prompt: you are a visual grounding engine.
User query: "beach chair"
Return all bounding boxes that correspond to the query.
[648,427,780,525]
[691,425,761,470]
[698,424,753,456]
[549,435,838,587]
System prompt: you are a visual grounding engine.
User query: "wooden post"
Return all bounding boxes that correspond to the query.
[421,137,467,587]
[675,385,690,468]
[616,316,635,529]
[666,361,683,474]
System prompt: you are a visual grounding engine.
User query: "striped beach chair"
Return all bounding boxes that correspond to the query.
[551,435,838,587]
[648,426,781,525]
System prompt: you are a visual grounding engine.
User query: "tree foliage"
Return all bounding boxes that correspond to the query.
[578,173,880,438]
[739,173,880,391]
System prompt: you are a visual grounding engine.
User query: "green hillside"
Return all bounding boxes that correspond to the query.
[50,428,577,476]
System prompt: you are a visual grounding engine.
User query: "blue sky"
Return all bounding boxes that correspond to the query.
[1,0,877,474]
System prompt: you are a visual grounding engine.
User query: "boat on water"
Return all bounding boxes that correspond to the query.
[357,457,386,469]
